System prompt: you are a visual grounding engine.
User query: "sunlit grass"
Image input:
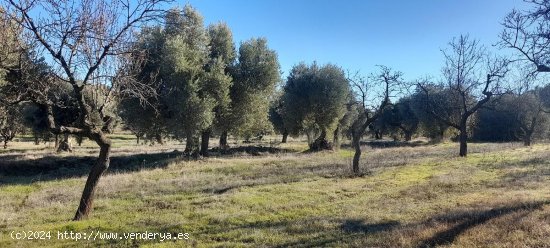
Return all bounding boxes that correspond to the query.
[0,138,549,247]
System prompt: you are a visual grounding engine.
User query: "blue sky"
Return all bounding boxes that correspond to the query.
[184,0,529,81]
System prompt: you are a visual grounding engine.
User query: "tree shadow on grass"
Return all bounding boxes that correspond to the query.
[198,217,402,248]
[483,155,550,189]
[0,147,53,154]
[0,151,184,185]
[236,201,548,247]
[201,162,348,195]
[271,219,401,248]
[209,145,295,156]
[340,140,429,150]
[341,219,400,233]
[417,200,549,248]
[0,146,297,186]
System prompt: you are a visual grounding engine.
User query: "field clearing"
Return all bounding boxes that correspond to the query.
[1,135,549,247]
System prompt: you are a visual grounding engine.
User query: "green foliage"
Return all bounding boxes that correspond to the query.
[0,104,24,148]
[207,22,236,67]
[474,90,550,143]
[335,95,359,141]
[0,37,79,144]
[21,103,50,140]
[118,26,167,142]
[120,6,236,149]
[369,104,399,139]
[205,23,235,135]
[369,97,421,141]
[393,97,420,140]
[228,38,281,139]
[281,62,350,144]
[409,86,462,141]
[161,7,212,146]
[0,10,21,88]
[269,91,286,135]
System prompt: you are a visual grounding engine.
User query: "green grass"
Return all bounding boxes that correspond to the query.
[0,139,549,247]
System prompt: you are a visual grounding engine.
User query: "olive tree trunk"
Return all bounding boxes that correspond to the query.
[57,133,73,152]
[281,131,288,143]
[403,130,412,141]
[200,129,210,156]
[185,133,200,157]
[375,131,382,140]
[523,133,532,146]
[333,126,341,149]
[76,135,83,146]
[219,130,228,149]
[34,132,40,145]
[309,129,332,151]
[155,134,164,145]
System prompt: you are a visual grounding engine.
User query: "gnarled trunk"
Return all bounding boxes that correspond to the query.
[309,129,332,151]
[524,131,533,146]
[333,126,340,149]
[73,132,111,220]
[1,130,16,149]
[404,131,412,141]
[185,133,200,157]
[57,133,73,152]
[282,131,288,143]
[219,130,228,149]
[200,129,210,156]
[155,134,164,145]
[523,136,532,146]
[375,131,382,140]
[76,135,83,146]
[34,132,40,145]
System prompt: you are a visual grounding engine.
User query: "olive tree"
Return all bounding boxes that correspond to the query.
[392,97,419,141]
[512,90,549,146]
[281,62,350,150]
[221,38,280,146]
[118,26,167,145]
[410,85,460,142]
[268,90,288,143]
[333,95,357,148]
[119,7,234,156]
[0,105,24,148]
[474,89,550,145]
[200,22,235,156]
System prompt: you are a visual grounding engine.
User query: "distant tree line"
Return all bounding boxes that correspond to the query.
[1,0,550,219]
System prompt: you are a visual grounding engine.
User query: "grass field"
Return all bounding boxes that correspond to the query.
[0,135,549,247]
